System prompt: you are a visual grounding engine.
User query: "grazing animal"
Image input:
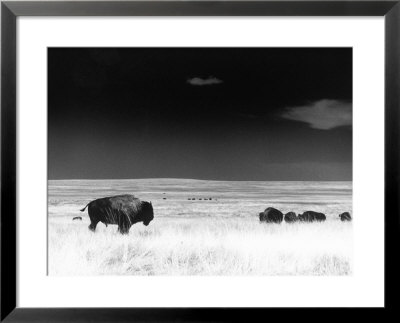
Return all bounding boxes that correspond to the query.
[80,194,154,234]
[259,207,283,223]
[284,212,298,223]
[298,211,326,222]
[72,216,82,221]
[339,212,352,221]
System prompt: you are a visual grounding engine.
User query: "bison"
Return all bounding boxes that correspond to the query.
[259,207,283,223]
[339,212,352,221]
[80,194,154,234]
[72,216,82,221]
[298,211,326,222]
[284,212,298,223]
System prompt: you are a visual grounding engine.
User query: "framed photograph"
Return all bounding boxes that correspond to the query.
[1,0,399,321]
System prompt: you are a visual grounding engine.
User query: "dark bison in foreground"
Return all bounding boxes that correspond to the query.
[339,212,352,221]
[259,207,283,223]
[284,212,298,223]
[80,194,154,234]
[72,216,82,221]
[299,211,326,222]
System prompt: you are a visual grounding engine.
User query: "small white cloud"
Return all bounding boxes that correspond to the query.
[281,99,352,130]
[187,76,223,86]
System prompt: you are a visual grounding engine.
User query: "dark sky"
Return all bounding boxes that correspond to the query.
[48,48,352,181]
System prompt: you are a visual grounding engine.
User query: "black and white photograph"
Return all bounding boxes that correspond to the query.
[48,47,352,276]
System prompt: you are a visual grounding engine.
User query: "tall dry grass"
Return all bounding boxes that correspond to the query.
[48,217,352,276]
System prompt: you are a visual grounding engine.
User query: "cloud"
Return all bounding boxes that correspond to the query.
[187,76,223,86]
[281,99,352,130]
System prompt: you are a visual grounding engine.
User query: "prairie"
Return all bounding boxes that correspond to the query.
[48,179,352,276]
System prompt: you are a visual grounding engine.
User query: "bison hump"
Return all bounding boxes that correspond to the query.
[109,195,142,213]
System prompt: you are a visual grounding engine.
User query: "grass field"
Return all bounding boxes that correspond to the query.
[48,179,352,276]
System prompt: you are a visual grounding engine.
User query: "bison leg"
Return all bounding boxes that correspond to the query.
[118,226,129,234]
[87,207,100,232]
[118,224,131,234]
[88,220,99,232]
[117,213,131,234]
[117,221,131,234]
[88,215,99,232]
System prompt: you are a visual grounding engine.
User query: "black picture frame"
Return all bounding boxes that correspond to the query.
[1,1,399,321]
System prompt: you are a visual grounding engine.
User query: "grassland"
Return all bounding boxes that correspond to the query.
[48,179,352,276]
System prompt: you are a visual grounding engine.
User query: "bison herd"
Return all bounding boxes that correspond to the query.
[77,194,351,234]
[259,207,351,223]
[187,198,213,200]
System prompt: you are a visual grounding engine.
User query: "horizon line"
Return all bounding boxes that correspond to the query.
[48,177,352,182]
